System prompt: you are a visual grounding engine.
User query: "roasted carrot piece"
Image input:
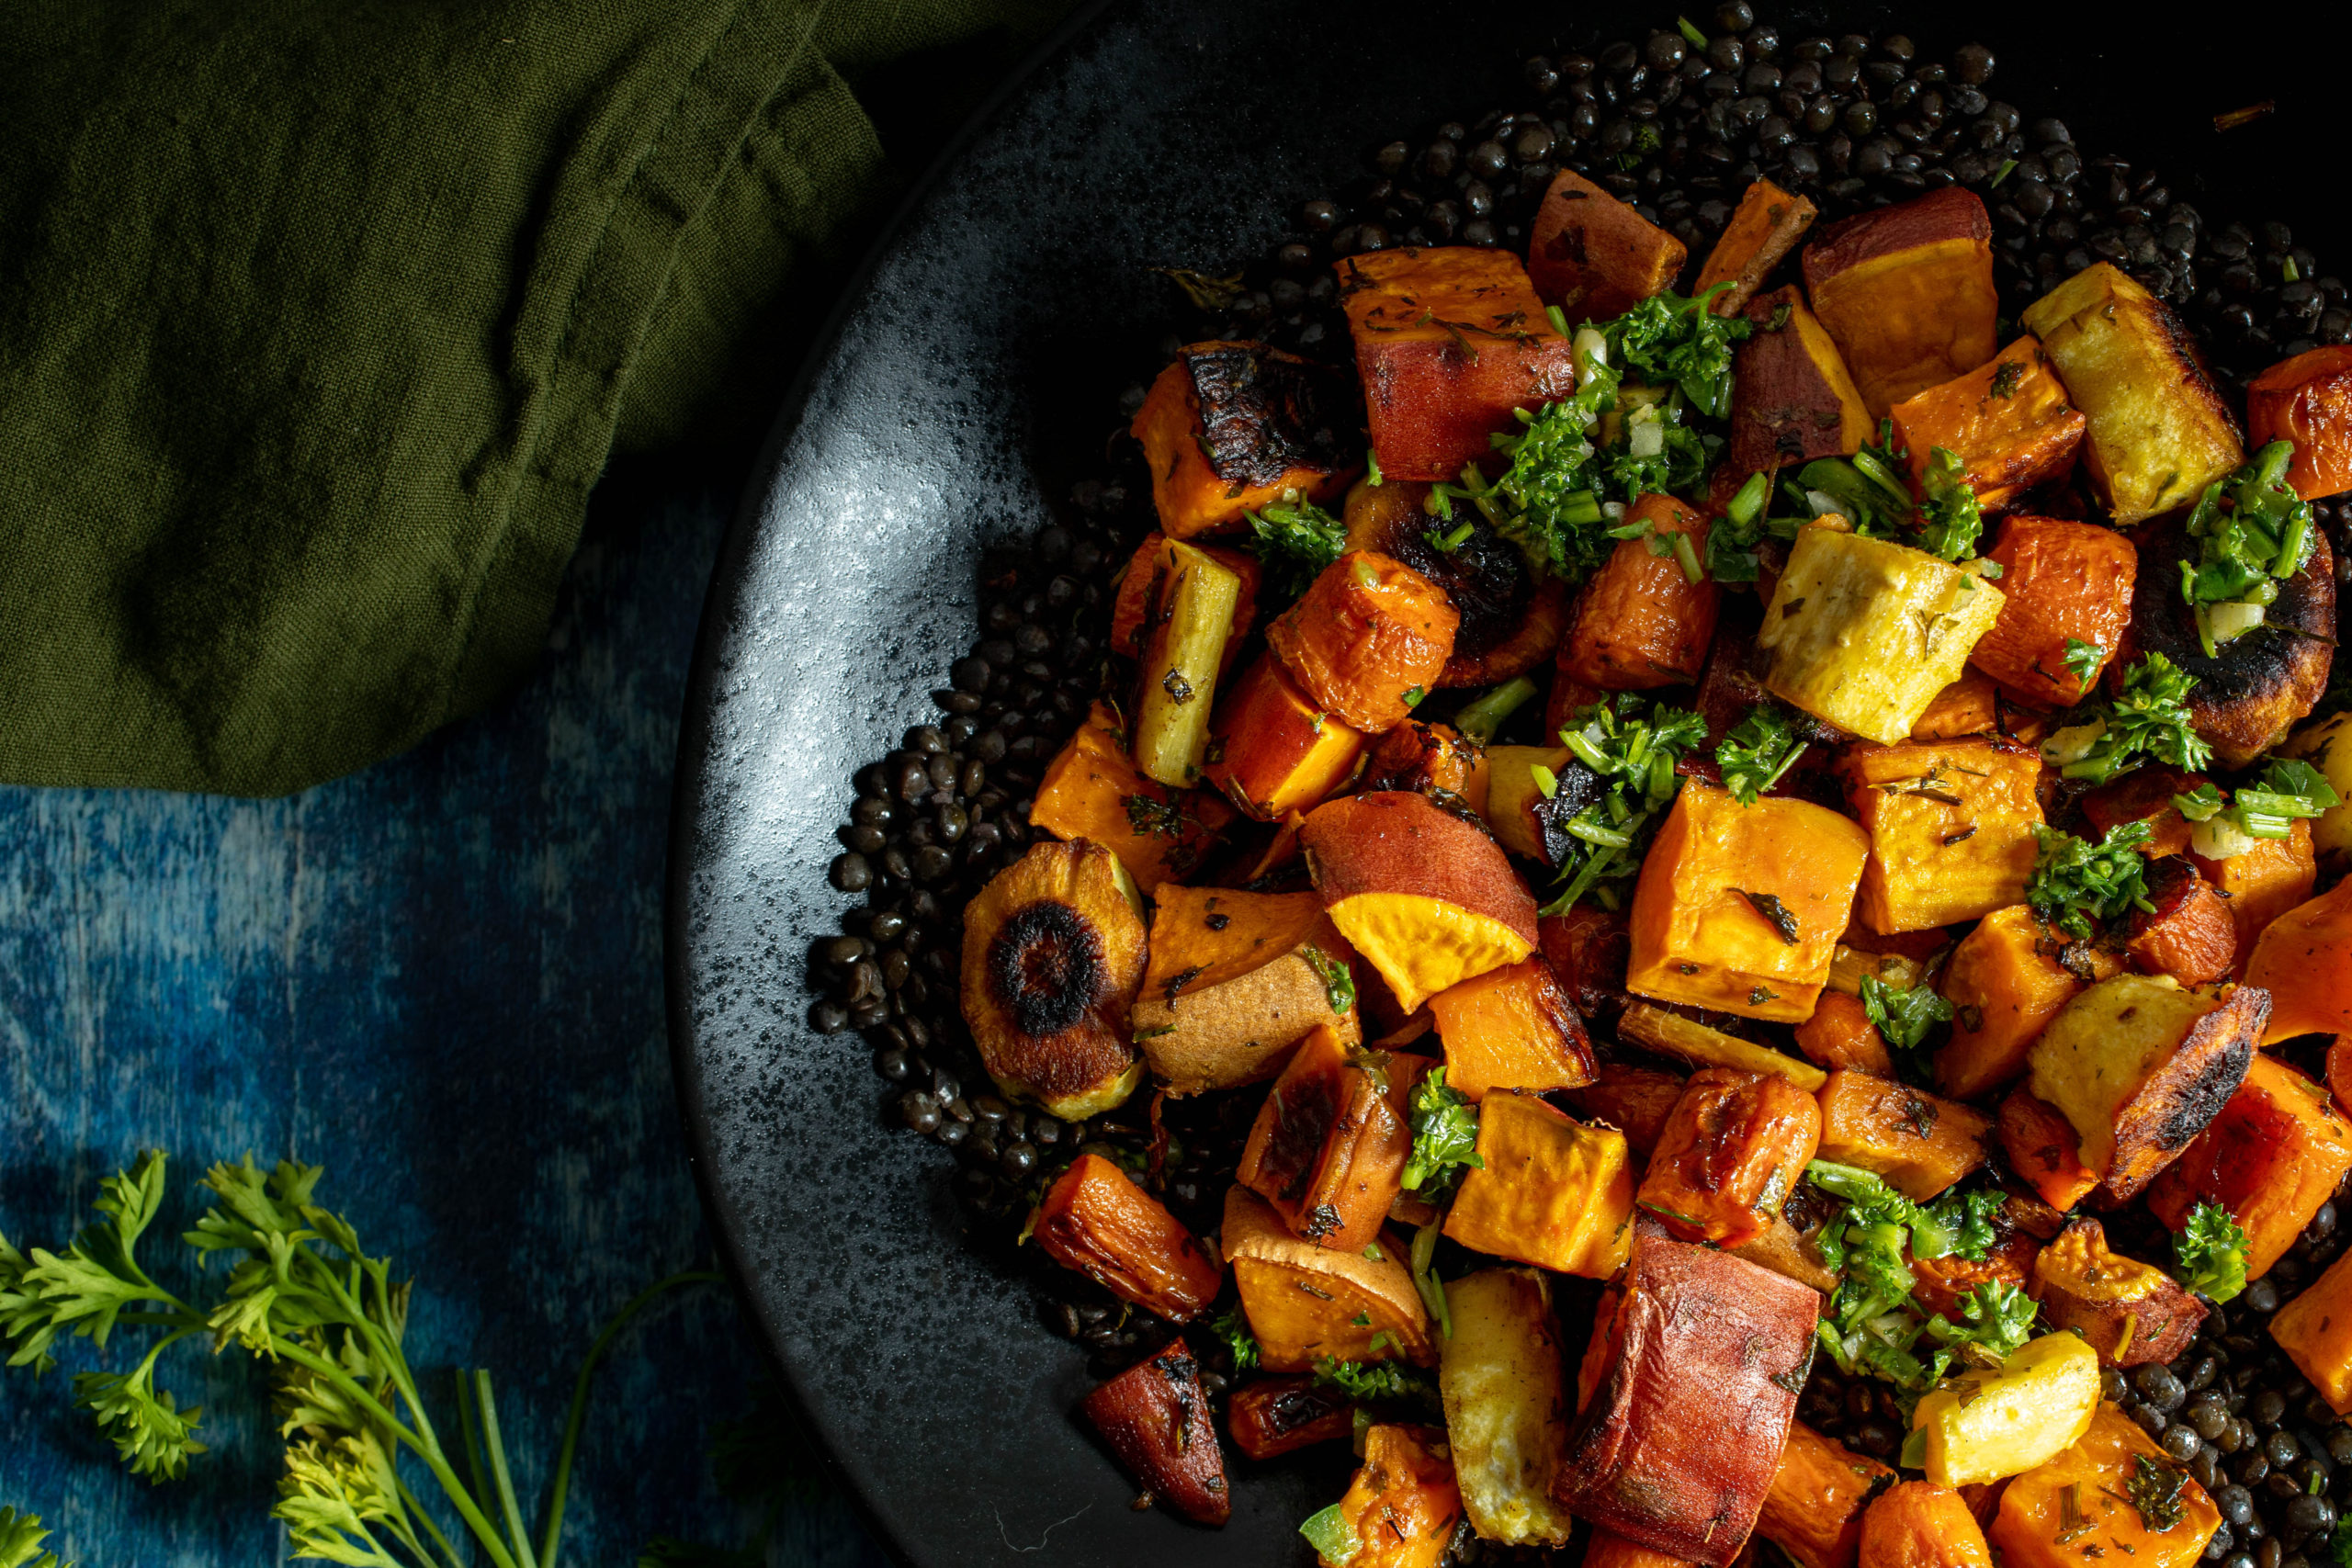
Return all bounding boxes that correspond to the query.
[1726,285,1874,475]
[1966,515,2140,707]
[1908,1228,2036,1321]
[1636,1067,1823,1248]
[1996,1085,2099,1213]
[1803,188,1999,417]
[1888,337,2086,513]
[1529,169,1689,322]
[1860,1482,1994,1568]
[1425,954,1599,1099]
[1695,178,1820,317]
[1108,529,1261,668]
[2192,819,2318,974]
[1557,492,1721,691]
[1236,1024,1419,1253]
[1539,904,1633,1017]
[1266,550,1459,733]
[1815,1069,1991,1201]
[1032,702,1237,894]
[1035,1154,1223,1322]
[2145,1052,2352,1281]
[1757,1420,1894,1568]
[1081,1339,1231,1525]
[1202,653,1366,821]
[1316,1425,1463,1568]
[1131,340,1353,539]
[1796,990,1895,1076]
[2125,856,2237,986]
[1363,719,1489,816]
[2245,344,2352,500]
[1226,1375,1351,1461]
[2245,874,2352,1043]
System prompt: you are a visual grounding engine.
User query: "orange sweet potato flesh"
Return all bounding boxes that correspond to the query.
[1860,1483,1994,1568]
[2245,344,2352,500]
[1798,991,1895,1076]
[1330,1425,1463,1568]
[1803,189,1999,417]
[1727,285,1875,476]
[1696,178,1820,317]
[1910,672,1999,741]
[2245,875,2352,1043]
[1529,168,1690,323]
[1036,1154,1224,1322]
[1109,530,1262,668]
[1815,1069,1991,1201]
[2192,820,2318,975]
[2030,1215,2206,1367]
[1552,1232,1820,1568]
[2146,1051,2352,1280]
[1569,1062,1688,1158]
[1558,493,1721,690]
[1990,1404,2220,1568]
[1365,720,1490,817]
[1339,247,1579,481]
[1442,1093,1636,1277]
[1268,550,1460,733]
[1204,654,1366,822]
[1585,1529,1703,1568]
[1226,1375,1351,1461]
[1425,953,1598,1099]
[1969,516,2139,707]
[1131,343,1352,540]
[1637,1067,1824,1247]
[2126,857,2237,987]
[2272,1244,2352,1414]
[1996,1086,2099,1213]
[1758,1420,1895,1568]
[2079,765,2203,861]
[1080,1339,1232,1525]
[1889,337,2086,513]
[1032,702,1236,894]
[1936,906,2082,1102]
[1237,1024,1419,1253]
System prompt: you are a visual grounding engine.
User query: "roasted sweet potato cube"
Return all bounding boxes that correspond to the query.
[2272,1245,2352,1414]
[1938,907,2087,1101]
[2029,1216,2205,1366]
[2126,857,2236,987]
[1695,178,1820,317]
[2079,765,2203,861]
[1364,720,1489,817]
[1758,1420,1895,1568]
[2246,345,2352,499]
[1803,189,1999,417]
[2027,976,2265,1202]
[1226,1374,1351,1461]
[1439,1269,1577,1547]
[2192,819,2318,976]
[1551,1233,1820,1568]
[1839,737,2045,932]
[1342,475,1567,689]
[1081,1339,1231,1525]
[1566,1062,1687,1158]
[1132,340,1354,539]
[1237,1025,1418,1252]
[1797,990,1895,1075]
[1996,1086,2099,1213]
[1558,492,1721,690]
[1541,904,1633,1018]
[1224,1186,1430,1371]
[1637,1067,1824,1247]
[2246,875,2352,1043]
[1625,781,1871,1022]
[1968,516,2139,708]
[1268,550,1459,734]
[1109,530,1263,668]
[1529,169,1689,323]
[1203,654,1366,822]
[1815,1070,1991,1201]
[1910,672,1998,741]
[1131,885,1361,1093]
[2145,1052,2352,1280]
[1443,1093,1635,1277]
[2019,264,2245,525]
[1889,337,2086,513]
[1860,1483,1994,1568]
[1727,286,1875,476]
[1317,1424,1463,1568]
[1036,1154,1224,1322]
[1033,702,1236,894]
[1425,955,1598,1100]
[1338,247,1579,481]
[1990,1404,2220,1568]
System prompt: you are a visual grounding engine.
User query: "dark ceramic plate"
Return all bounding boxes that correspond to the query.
[665,5,2341,1563]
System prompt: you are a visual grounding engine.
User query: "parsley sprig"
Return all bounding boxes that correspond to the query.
[2172,1201,2249,1303]
[2044,653,2212,785]
[1715,703,1808,806]
[2179,440,2319,655]
[1781,424,1986,564]
[1860,972,1954,1084]
[0,1508,71,1568]
[1244,493,1346,599]
[1604,281,1753,420]
[1399,1066,1482,1200]
[2028,821,2154,942]
[1207,1303,1261,1373]
[1808,1163,2027,1390]
[1313,1356,1439,1409]
[1540,695,1710,914]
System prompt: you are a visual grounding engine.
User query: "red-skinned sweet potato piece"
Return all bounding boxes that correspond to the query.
[1529,169,1689,322]
[1803,189,1999,417]
[1996,1087,2099,1213]
[1425,954,1598,1099]
[1036,1154,1223,1322]
[1203,653,1366,822]
[1552,1229,1820,1567]
[1889,337,2086,513]
[1268,550,1459,734]
[1727,285,1875,476]
[2145,1051,2352,1281]
[1540,904,1634,1018]
[2245,345,2352,500]
[2029,1216,2206,1366]
[1226,1375,1351,1461]
[1080,1339,1230,1525]
[1695,178,1820,317]
[1758,1420,1895,1568]
[1131,341,1353,539]
[1968,515,2139,708]
[1636,1067,1824,1248]
[1237,1024,1422,1253]
[2125,857,2237,987]
[1558,492,1722,690]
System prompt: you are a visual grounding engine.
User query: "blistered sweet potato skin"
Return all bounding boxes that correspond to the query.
[1938,908,2085,1101]
[1551,1234,1820,1568]
[2125,857,2237,987]
[2195,820,2320,976]
[1036,1155,1223,1322]
[1797,990,1895,1076]
[1033,703,1236,893]
[2245,344,2352,500]
[1339,248,1580,480]
[1227,1375,1351,1461]
[1727,286,1875,474]
[1839,738,2045,933]
[2146,1051,2352,1281]
[1996,1086,2099,1213]
[1529,169,1689,323]
[1758,1420,1896,1568]
[1990,1405,2220,1568]
[1132,345,1350,540]
[1444,1094,1635,1277]
[1268,550,1460,734]
[2272,1246,2352,1415]
[1081,1340,1231,1525]
[1968,516,2138,708]
[1426,955,1599,1099]
[1815,1070,1991,1201]
[1890,337,2085,512]
[1637,1067,1824,1248]
[1860,1483,1994,1568]
[1237,1025,1416,1254]
[1803,189,1999,416]
[1204,654,1365,821]
[1567,1063,1687,1158]
[1584,1529,1703,1568]
[2030,1216,2205,1366]
[1327,1424,1463,1568]
[1696,178,1819,316]
[1558,493,1721,690]
[2245,874,2352,1043]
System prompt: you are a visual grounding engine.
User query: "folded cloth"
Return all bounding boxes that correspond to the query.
[0,0,1068,795]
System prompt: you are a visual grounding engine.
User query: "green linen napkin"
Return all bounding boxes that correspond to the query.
[0,0,1069,795]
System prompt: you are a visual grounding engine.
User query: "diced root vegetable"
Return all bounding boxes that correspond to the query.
[1635,1066,1823,1248]
[1815,1069,1991,1201]
[1802,188,2000,417]
[1727,287,1875,476]
[1319,1425,1463,1568]
[2246,344,2352,499]
[1909,1332,2099,1487]
[1968,515,2139,708]
[1989,1404,2221,1568]
[2144,1052,2352,1281]
[1996,1085,2099,1214]
[1438,1269,1578,1547]
[1131,539,1241,787]
[1425,954,1598,1100]
[1694,178,1820,317]
[1528,169,1690,323]
[1558,493,1721,691]
[1838,737,2045,933]
[1130,885,1361,1094]
[1203,653,1367,822]
[1032,701,1235,894]
[1442,1094,1635,1278]
[2029,1216,2206,1367]
[1889,337,2086,514]
[2273,1244,2352,1415]
[1619,1003,1826,1090]
[1035,1154,1224,1322]
[1224,1186,1430,1371]
[1236,1024,1419,1255]
[1936,906,2084,1101]
[1858,1482,1995,1568]
[1131,342,1353,538]
[1758,1420,1894,1568]
[2244,874,2352,1042]
[1081,1340,1233,1525]
[1267,549,1460,734]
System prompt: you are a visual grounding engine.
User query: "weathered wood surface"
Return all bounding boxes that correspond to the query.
[0,467,888,1568]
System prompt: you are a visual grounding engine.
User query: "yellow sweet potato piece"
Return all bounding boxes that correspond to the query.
[1130,885,1360,1093]
[1439,1269,1577,1547]
[1889,337,2086,513]
[2278,710,2352,865]
[1911,1332,2100,1487]
[1839,737,2045,933]
[1695,178,1819,316]
[1442,1093,1634,1278]
[1815,1069,1991,1201]
[1803,189,1999,417]
[1758,1421,1895,1568]
[1936,906,2084,1100]
[1131,539,1243,786]
[1989,1404,2220,1568]
[1224,1185,1430,1371]
[1109,529,1261,668]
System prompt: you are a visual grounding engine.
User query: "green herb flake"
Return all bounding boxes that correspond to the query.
[1302,945,1355,1015]
[2027,821,2154,942]
[1717,704,1808,806]
[1400,1066,1483,1201]
[2172,1201,2249,1303]
[1245,495,1348,599]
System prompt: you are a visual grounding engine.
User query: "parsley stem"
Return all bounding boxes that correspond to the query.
[394,1477,470,1568]
[1454,675,1537,743]
[473,1370,542,1568]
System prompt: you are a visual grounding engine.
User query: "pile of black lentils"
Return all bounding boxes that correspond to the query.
[806,4,2352,1545]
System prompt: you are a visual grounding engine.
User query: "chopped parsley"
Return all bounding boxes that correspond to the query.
[1312,1356,1438,1408]
[2175,759,2340,841]
[1245,493,1346,599]
[1808,1162,2022,1391]
[1915,446,1984,562]
[1541,694,1709,914]
[2178,440,2319,654]
[1399,1066,1482,1200]
[1603,281,1754,421]
[2125,1455,2190,1532]
[2049,654,2212,784]
[1207,1303,1261,1373]
[1783,424,1985,564]
[1860,973,1954,1084]
[2172,1201,2249,1303]
[2027,821,2154,942]
[1988,358,2025,400]
[1302,945,1355,1015]
[1716,703,1809,805]
[1124,792,1194,839]
[1706,469,1774,583]
[2063,637,2105,692]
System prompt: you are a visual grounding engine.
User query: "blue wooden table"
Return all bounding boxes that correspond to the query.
[0,459,891,1568]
